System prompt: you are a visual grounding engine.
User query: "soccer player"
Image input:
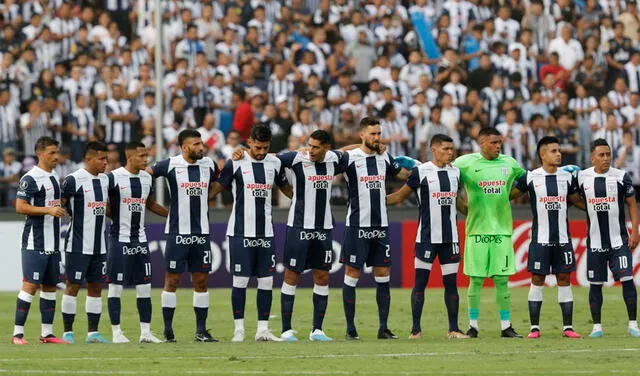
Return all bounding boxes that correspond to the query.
[61,141,110,344]
[340,116,411,340]
[578,138,640,338]
[149,129,219,343]
[13,137,68,345]
[211,124,292,342]
[106,142,169,343]
[453,127,525,338]
[386,134,469,339]
[511,136,583,338]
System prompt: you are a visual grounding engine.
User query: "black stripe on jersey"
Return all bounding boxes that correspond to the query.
[108,174,121,237]
[345,157,360,227]
[233,167,245,235]
[92,179,104,255]
[167,170,179,233]
[253,163,266,237]
[314,163,328,229]
[546,175,560,244]
[33,185,46,250]
[292,163,306,228]
[529,179,539,242]
[187,166,202,234]
[130,177,142,242]
[50,176,60,251]
[617,180,628,243]
[418,178,431,243]
[438,170,453,242]
[594,177,611,248]
[366,156,381,226]
[71,185,85,253]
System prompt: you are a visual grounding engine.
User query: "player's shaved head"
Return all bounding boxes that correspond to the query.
[430,134,454,147]
[478,127,501,138]
[478,127,502,160]
[83,141,108,159]
[125,141,148,172]
[83,141,108,175]
[536,136,559,161]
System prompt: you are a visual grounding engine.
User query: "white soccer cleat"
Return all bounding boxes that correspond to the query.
[112,331,131,344]
[281,329,298,342]
[139,332,162,343]
[255,329,283,342]
[231,329,245,342]
[309,329,333,342]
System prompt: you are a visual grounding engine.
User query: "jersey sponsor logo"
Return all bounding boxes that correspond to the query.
[360,175,385,189]
[587,197,615,211]
[358,229,387,239]
[180,181,208,196]
[246,183,272,198]
[175,235,208,245]
[122,244,149,255]
[470,234,504,244]
[539,196,565,211]
[477,180,505,194]
[243,238,272,248]
[432,191,456,206]
[87,201,107,216]
[299,230,327,241]
[47,199,61,207]
[122,197,146,212]
[308,175,332,189]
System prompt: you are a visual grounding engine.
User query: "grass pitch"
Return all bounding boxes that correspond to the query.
[1,287,639,375]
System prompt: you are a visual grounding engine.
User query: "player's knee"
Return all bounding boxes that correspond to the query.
[65,283,80,296]
[531,273,546,286]
[87,283,102,297]
[164,274,180,291]
[108,284,123,298]
[312,271,329,286]
[21,281,38,295]
[257,276,273,290]
[373,266,390,278]
[191,273,209,291]
[555,273,570,286]
[136,284,152,298]
[345,266,361,279]
[414,257,432,270]
[284,269,301,285]
[232,276,250,289]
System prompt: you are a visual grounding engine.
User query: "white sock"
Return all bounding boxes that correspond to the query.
[530,325,540,331]
[140,322,151,335]
[234,319,244,331]
[528,284,543,302]
[629,320,638,330]
[500,320,511,330]
[281,282,297,296]
[61,294,77,315]
[592,323,603,332]
[13,325,24,336]
[563,326,573,331]
[469,319,478,329]
[85,296,102,315]
[257,320,269,332]
[161,291,176,308]
[112,324,121,334]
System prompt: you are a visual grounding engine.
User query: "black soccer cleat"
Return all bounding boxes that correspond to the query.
[466,327,479,338]
[345,329,360,341]
[164,330,177,343]
[501,326,523,338]
[377,328,398,339]
[194,329,219,343]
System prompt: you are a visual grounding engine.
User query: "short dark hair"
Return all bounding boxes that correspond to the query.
[591,138,610,152]
[83,141,108,158]
[430,134,454,146]
[234,87,246,100]
[478,127,501,137]
[34,137,59,153]
[125,141,146,151]
[536,136,559,160]
[178,129,202,146]
[359,116,381,129]
[309,130,332,145]
[250,124,272,142]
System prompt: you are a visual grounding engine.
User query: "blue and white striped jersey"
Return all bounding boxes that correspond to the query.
[107,167,154,243]
[17,166,61,252]
[578,167,635,249]
[152,155,219,235]
[515,168,577,245]
[218,152,287,237]
[280,151,343,230]
[407,162,459,244]
[340,149,401,228]
[62,169,109,255]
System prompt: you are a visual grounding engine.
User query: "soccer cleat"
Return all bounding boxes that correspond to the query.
[62,332,75,344]
[447,330,470,339]
[377,328,398,339]
[164,330,176,343]
[86,332,111,344]
[139,332,163,343]
[231,329,245,342]
[500,326,523,338]
[465,327,479,338]
[11,334,28,345]
[527,329,541,339]
[39,335,68,344]
[112,331,131,344]
[628,327,640,337]
[309,329,333,342]
[194,329,219,342]
[409,330,422,340]
[588,329,604,338]
[562,329,581,338]
[345,329,360,341]
[280,329,298,342]
[255,329,284,342]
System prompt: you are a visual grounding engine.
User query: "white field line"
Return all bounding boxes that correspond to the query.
[0,370,633,375]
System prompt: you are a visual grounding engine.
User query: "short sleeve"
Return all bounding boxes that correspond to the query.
[107,172,115,190]
[568,175,579,194]
[385,153,401,177]
[217,160,235,188]
[514,172,528,192]
[510,158,526,179]
[337,151,350,173]
[623,172,635,198]
[331,150,344,174]
[406,167,420,189]
[278,151,297,169]
[152,159,170,178]
[210,162,220,182]
[16,175,38,202]
[61,175,76,199]
[275,162,288,188]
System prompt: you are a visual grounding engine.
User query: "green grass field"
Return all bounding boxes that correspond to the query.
[1,287,639,375]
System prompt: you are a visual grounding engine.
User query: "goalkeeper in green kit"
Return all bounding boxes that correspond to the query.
[453,127,525,338]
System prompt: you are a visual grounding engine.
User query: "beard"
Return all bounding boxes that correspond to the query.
[188,149,204,160]
[365,140,380,152]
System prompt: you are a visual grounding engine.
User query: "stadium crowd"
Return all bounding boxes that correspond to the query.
[1,0,640,207]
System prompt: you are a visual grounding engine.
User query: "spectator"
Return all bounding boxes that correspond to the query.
[231,87,254,141]
[0,148,20,207]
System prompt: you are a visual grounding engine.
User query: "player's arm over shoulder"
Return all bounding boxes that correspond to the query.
[505,155,526,178]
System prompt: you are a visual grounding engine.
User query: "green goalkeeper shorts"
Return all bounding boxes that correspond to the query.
[463,234,515,277]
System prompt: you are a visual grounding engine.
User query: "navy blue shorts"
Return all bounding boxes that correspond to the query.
[229,236,275,277]
[22,250,62,286]
[164,234,212,274]
[528,243,576,275]
[340,227,391,269]
[414,242,460,264]
[284,227,333,272]
[107,240,152,286]
[587,244,633,283]
[65,252,107,284]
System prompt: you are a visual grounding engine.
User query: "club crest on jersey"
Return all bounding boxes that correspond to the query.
[607,183,617,194]
[501,167,508,175]
[19,180,28,191]
[477,180,505,194]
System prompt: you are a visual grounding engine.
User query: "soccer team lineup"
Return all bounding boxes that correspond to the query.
[11,118,640,352]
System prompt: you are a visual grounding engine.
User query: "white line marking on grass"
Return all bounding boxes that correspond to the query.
[0,370,633,375]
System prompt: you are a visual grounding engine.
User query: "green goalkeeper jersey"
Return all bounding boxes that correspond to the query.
[453,153,525,236]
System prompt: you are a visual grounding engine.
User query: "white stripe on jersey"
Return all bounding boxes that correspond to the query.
[108,167,154,243]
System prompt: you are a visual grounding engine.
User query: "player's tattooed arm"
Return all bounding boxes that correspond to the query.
[568,193,586,210]
[146,195,169,217]
[626,195,639,249]
[386,184,412,205]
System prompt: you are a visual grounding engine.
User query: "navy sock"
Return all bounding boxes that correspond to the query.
[194,307,208,333]
[342,284,356,332]
[137,298,152,324]
[14,298,31,327]
[560,301,573,327]
[280,292,295,332]
[256,289,272,321]
[40,297,56,325]
[411,269,430,332]
[87,313,100,333]
[63,313,75,332]
[528,300,542,326]
[589,284,603,324]
[622,280,637,321]
[312,293,328,331]
[108,297,121,326]
[162,307,175,333]
[231,287,246,319]
[443,273,460,332]
[376,281,391,331]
